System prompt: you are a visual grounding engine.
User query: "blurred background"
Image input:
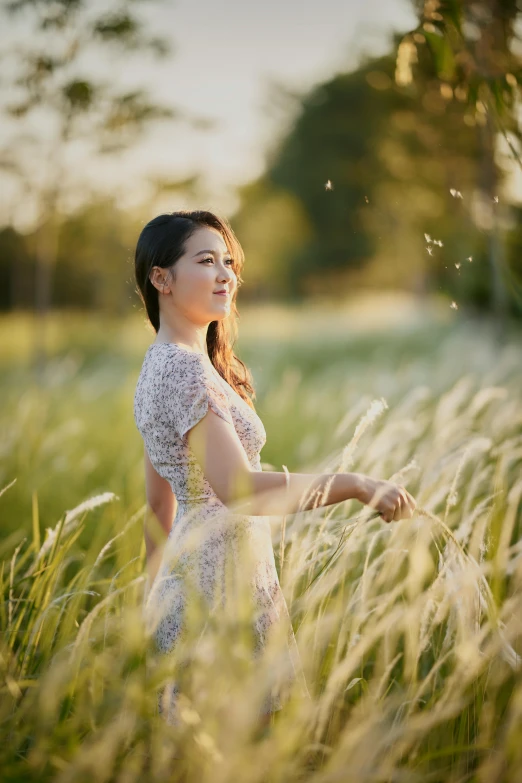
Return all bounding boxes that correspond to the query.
[2,0,522,319]
[1,0,521,535]
[2,6,522,778]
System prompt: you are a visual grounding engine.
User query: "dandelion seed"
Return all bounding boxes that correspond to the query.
[493,196,499,203]
[427,246,433,255]
[364,195,369,203]
[467,256,473,263]
[450,189,463,199]
[425,233,443,247]
[455,262,461,269]
[325,180,333,190]
[450,301,458,310]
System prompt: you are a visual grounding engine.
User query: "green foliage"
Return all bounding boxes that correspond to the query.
[233,3,522,314]
[233,42,517,308]
[401,1,522,319]
[0,196,142,313]
[422,28,458,82]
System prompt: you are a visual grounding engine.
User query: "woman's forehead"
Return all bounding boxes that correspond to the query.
[186,226,228,255]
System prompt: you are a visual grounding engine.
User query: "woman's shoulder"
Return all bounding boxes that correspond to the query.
[134,343,211,425]
[143,343,224,400]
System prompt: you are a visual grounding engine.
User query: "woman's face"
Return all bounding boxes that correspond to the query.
[158,226,237,325]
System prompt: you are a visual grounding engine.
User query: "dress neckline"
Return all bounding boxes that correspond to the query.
[146,341,225,381]
[147,341,209,359]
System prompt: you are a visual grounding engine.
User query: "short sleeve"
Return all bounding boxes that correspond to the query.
[161,350,234,439]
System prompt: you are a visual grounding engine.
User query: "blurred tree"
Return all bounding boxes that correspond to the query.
[0,0,213,375]
[0,225,33,310]
[0,185,214,318]
[234,47,490,303]
[504,203,522,311]
[232,178,313,300]
[400,0,522,329]
[51,197,137,314]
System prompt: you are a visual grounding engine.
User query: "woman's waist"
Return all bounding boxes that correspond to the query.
[172,495,261,524]
[169,496,257,540]
[174,494,224,509]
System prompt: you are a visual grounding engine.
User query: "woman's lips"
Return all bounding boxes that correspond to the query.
[214,292,229,296]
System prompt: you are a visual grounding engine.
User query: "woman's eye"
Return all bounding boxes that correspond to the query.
[201,257,234,265]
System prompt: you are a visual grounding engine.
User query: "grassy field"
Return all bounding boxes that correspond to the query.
[1,299,521,781]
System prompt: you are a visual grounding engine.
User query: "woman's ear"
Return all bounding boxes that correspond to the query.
[149,266,171,294]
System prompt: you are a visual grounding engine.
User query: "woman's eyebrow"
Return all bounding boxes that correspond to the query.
[192,249,231,257]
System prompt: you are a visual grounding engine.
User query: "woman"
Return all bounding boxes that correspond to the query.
[133,209,416,731]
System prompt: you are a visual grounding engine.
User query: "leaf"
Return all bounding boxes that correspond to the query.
[423,30,457,82]
[63,80,94,111]
[441,0,464,36]
[345,677,363,691]
[6,103,32,118]
[93,13,139,42]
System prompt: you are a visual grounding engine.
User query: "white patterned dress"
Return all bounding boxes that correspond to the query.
[133,341,310,722]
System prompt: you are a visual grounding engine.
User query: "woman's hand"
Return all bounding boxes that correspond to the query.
[356,476,417,523]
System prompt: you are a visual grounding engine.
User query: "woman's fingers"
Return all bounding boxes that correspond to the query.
[390,488,416,522]
[393,494,404,522]
[398,487,417,519]
[370,481,417,523]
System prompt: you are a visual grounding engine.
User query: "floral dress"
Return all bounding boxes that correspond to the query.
[133,341,310,722]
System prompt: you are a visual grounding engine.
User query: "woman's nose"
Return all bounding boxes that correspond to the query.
[219,266,233,282]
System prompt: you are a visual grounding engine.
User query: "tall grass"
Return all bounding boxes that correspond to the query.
[1,309,521,781]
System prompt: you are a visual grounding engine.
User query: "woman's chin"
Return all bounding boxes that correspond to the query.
[208,309,229,322]
[212,302,231,316]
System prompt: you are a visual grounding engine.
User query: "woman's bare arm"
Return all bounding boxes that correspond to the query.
[143,503,176,582]
[225,469,367,516]
[143,446,176,580]
[187,408,370,517]
[189,408,416,521]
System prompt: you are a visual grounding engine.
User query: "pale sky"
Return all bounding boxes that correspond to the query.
[9,1,521,227]
[112,0,418,215]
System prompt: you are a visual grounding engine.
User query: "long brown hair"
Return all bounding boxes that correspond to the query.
[134,209,256,408]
